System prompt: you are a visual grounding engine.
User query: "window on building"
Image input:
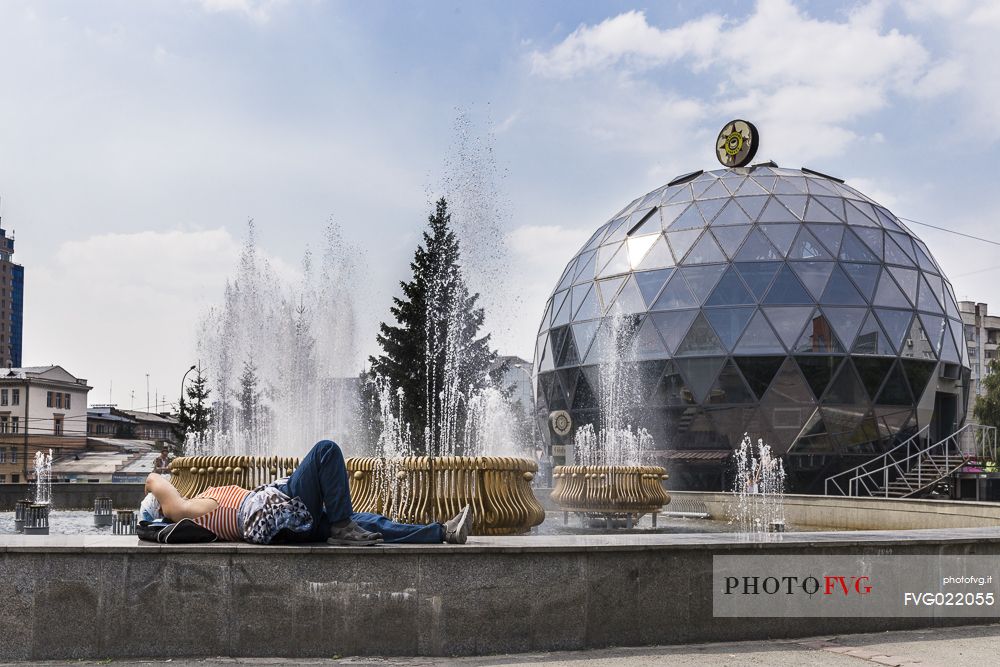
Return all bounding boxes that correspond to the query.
[1,389,7,406]
[11,447,16,464]
[0,448,5,463]
[55,393,62,409]
[54,416,63,436]
[12,416,19,433]
[12,474,19,483]
[0,474,6,483]
[11,388,18,405]
[0,416,8,434]
[46,391,53,408]
[64,393,71,410]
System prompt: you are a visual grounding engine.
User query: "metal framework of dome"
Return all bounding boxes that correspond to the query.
[533,164,971,491]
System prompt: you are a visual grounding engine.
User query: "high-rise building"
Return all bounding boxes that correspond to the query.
[0,223,23,368]
[959,301,1000,421]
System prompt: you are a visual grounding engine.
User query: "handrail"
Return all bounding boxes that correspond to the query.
[856,424,976,497]
[824,425,928,495]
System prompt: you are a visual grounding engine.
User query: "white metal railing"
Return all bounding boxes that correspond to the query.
[824,423,997,498]
[824,425,928,496]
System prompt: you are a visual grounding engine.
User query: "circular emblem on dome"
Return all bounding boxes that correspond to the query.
[549,410,572,437]
[715,119,759,168]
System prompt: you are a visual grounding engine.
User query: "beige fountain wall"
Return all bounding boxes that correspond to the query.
[670,491,1000,530]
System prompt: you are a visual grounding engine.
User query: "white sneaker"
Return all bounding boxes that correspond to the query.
[444,505,472,544]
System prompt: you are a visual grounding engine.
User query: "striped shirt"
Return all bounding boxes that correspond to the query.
[192,485,252,541]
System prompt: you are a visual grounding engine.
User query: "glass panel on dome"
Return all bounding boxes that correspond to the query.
[883,235,916,267]
[596,277,625,310]
[682,233,726,265]
[887,266,918,305]
[604,218,631,245]
[660,203,690,229]
[571,250,596,282]
[710,199,753,226]
[803,197,841,223]
[696,198,728,222]
[914,244,938,274]
[549,290,569,325]
[873,308,912,351]
[573,284,601,321]
[926,274,947,311]
[735,310,786,353]
[707,359,755,404]
[624,208,653,234]
[552,291,575,327]
[788,228,833,260]
[873,271,909,308]
[721,175,745,193]
[838,229,879,262]
[853,313,894,355]
[734,355,786,399]
[888,231,918,262]
[842,262,880,299]
[581,225,608,254]
[789,261,835,300]
[874,207,904,232]
[535,332,548,367]
[556,331,580,368]
[712,225,751,259]
[777,194,808,220]
[735,229,782,261]
[572,371,598,410]
[901,359,936,401]
[571,320,600,359]
[555,258,578,293]
[949,318,964,358]
[750,174,777,191]
[900,315,932,360]
[735,178,768,195]
[635,268,673,307]
[791,310,844,353]
[821,264,866,305]
[845,200,879,227]
[773,177,807,195]
[676,357,727,403]
[666,205,705,232]
[919,313,946,355]
[815,196,846,221]
[680,264,727,303]
[917,275,943,314]
[736,194,769,220]
[938,327,961,364]
[666,228,703,262]
[823,306,867,350]
[633,316,667,359]
[627,210,661,237]
[853,227,884,260]
[538,299,553,334]
[759,223,799,256]
[805,177,839,196]
[539,337,555,372]
[736,261,781,299]
[674,312,725,356]
[666,184,694,204]
[611,276,645,314]
[626,233,660,268]
[635,236,673,270]
[651,309,699,353]
[652,272,698,310]
[548,326,570,366]
[705,266,754,306]
[763,265,813,304]
[876,362,912,406]
[853,357,895,400]
[807,224,845,256]
[763,357,813,405]
[825,358,867,404]
[764,306,815,349]
[693,178,725,199]
[596,242,625,276]
[796,355,841,400]
[705,306,755,351]
[758,197,795,224]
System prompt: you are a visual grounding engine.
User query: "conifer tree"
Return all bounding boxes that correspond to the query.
[180,362,213,446]
[369,198,499,455]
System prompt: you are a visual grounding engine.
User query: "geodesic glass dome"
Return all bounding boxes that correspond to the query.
[534,165,972,491]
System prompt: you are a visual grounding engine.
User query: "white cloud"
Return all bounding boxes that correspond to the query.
[25,228,296,408]
[527,1,945,163]
[193,0,286,23]
[507,224,591,266]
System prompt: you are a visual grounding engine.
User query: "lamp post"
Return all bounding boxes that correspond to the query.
[178,364,197,425]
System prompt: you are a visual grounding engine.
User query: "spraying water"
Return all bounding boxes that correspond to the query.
[33,449,52,505]
[730,434,786,538]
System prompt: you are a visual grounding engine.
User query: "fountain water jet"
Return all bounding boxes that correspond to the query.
[33,449,52,506]
[730,434,786,538]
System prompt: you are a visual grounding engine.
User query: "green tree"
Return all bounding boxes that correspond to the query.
[180,362,213,446]
[974,359,1000,430]
[368,198,499,455]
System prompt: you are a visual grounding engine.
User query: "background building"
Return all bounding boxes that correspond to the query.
[0,223,23,368]
[959,301,1000,421]
[0,365,90,483]
[534,165,970,492]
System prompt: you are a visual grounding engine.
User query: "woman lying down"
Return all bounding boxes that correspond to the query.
[142,439,471,546]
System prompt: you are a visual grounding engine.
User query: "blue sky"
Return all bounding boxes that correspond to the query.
[1,0,998,408]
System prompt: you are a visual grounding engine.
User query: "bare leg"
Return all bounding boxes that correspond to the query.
[145,473,216,521]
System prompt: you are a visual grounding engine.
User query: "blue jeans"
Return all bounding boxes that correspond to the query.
[278,440,444,544]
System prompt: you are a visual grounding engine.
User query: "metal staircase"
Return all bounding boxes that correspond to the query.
[824,423,997,498]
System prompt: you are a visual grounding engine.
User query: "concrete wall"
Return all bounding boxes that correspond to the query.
[0,532,997,661]
[0,483,145,511]
[670,490,1000,530]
